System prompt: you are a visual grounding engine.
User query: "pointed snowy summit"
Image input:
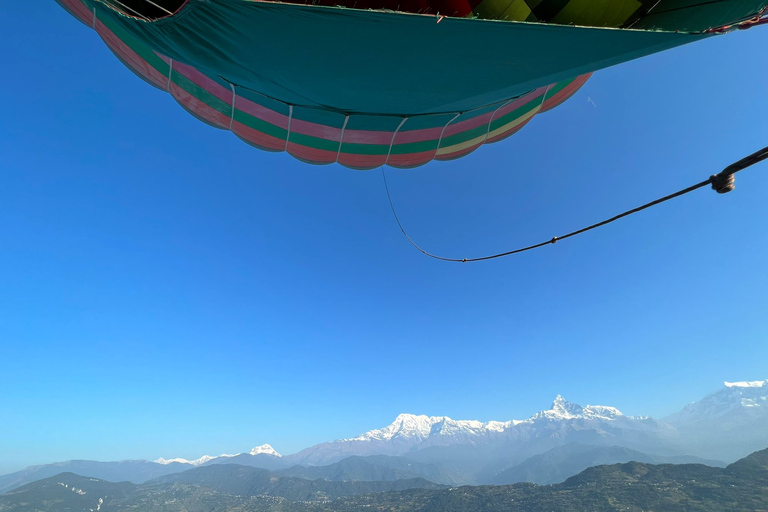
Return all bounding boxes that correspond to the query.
[249,444,282,457]
[529,395,624,421]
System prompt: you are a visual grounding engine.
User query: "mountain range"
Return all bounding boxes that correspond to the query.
[2,447,766,511]
[1,380,765,494]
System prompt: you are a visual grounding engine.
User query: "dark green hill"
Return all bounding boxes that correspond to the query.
[0,473,133,512]
[2,448,767,511]
[276,455,453,484]
[318,447,768,512]
[491,443,725,485]
[0,460,187,495]
[151,463,446,501]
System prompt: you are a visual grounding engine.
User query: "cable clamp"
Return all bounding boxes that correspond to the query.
[710,173,736,194]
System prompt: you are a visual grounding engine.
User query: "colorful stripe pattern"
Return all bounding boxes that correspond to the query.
[56,0,590,169]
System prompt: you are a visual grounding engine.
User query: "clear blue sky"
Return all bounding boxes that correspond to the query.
[0,4,766,475]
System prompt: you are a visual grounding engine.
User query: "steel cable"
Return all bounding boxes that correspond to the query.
[382,145,768,262]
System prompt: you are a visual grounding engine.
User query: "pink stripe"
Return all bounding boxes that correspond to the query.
[442,111,494,138]
[338,153,387,170]
[232,121,286,151]
[341,129,399,146]
[442,87,547,138]
[493,87,547,120]
[235,95,289,130]
[289,117,343,142]
[172,61,234,105]
[541,74,591,112]
[95,21,167,89]
[171,82,230,129]
[59,0,91,24]
[392,125,445,144]
[288,144,339,164]
[388,150,436,168]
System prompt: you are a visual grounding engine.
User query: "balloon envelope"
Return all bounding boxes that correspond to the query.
[56,0,767,168]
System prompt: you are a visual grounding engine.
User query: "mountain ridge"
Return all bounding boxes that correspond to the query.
[2,448,766,512]
[2,380,764,494]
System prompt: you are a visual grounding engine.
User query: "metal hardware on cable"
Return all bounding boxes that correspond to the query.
[383,145,768,263]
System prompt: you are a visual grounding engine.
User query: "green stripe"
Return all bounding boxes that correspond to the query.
[170,71,231,118]
[288,132,341,153]
[233,110,288,141]
[99,14,169,76]
[488,96,544,132]
[390,139,440,155]
[544,78,575,99]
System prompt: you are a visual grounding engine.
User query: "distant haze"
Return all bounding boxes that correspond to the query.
[1,380,765,493]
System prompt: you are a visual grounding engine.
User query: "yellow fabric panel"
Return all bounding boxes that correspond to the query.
[472,0,532,21]
[550,0,643,27]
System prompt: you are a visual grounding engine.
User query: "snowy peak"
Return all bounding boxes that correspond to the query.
[155,444,280,466]
[551,395,584,416]
[722,380,768,409]
[346,413,514,442]
[725,380,767,388]
[155,454,221,466]
[249,444,281,457]
[347,396,629,444]
[531,396,624,421]
[346,414,448,442]
[666,380,767,425]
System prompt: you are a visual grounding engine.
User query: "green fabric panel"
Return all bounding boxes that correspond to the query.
[236,87,291,116]
[343,115,406,133]
[99,14,170,76]
[398,114,457,132]
[632,0,768,31]
[92,0,711,116]
[291,107,345,127]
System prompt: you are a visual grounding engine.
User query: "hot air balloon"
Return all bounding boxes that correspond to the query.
[56,0,767,169]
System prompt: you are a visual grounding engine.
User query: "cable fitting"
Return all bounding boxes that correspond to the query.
[710,173,736,194]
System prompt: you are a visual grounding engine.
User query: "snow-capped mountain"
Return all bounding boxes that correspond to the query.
[667,380,767,422]
[288,395,676,468]
[155,455,221,466]
[665,379,768,460]
[248,444,282,457]
[345,413,517,443]
[530,395,625,421]
[155,445,282,466]
[2,381,765,493]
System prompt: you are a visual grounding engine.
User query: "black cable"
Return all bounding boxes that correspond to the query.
[383,145,768,263]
